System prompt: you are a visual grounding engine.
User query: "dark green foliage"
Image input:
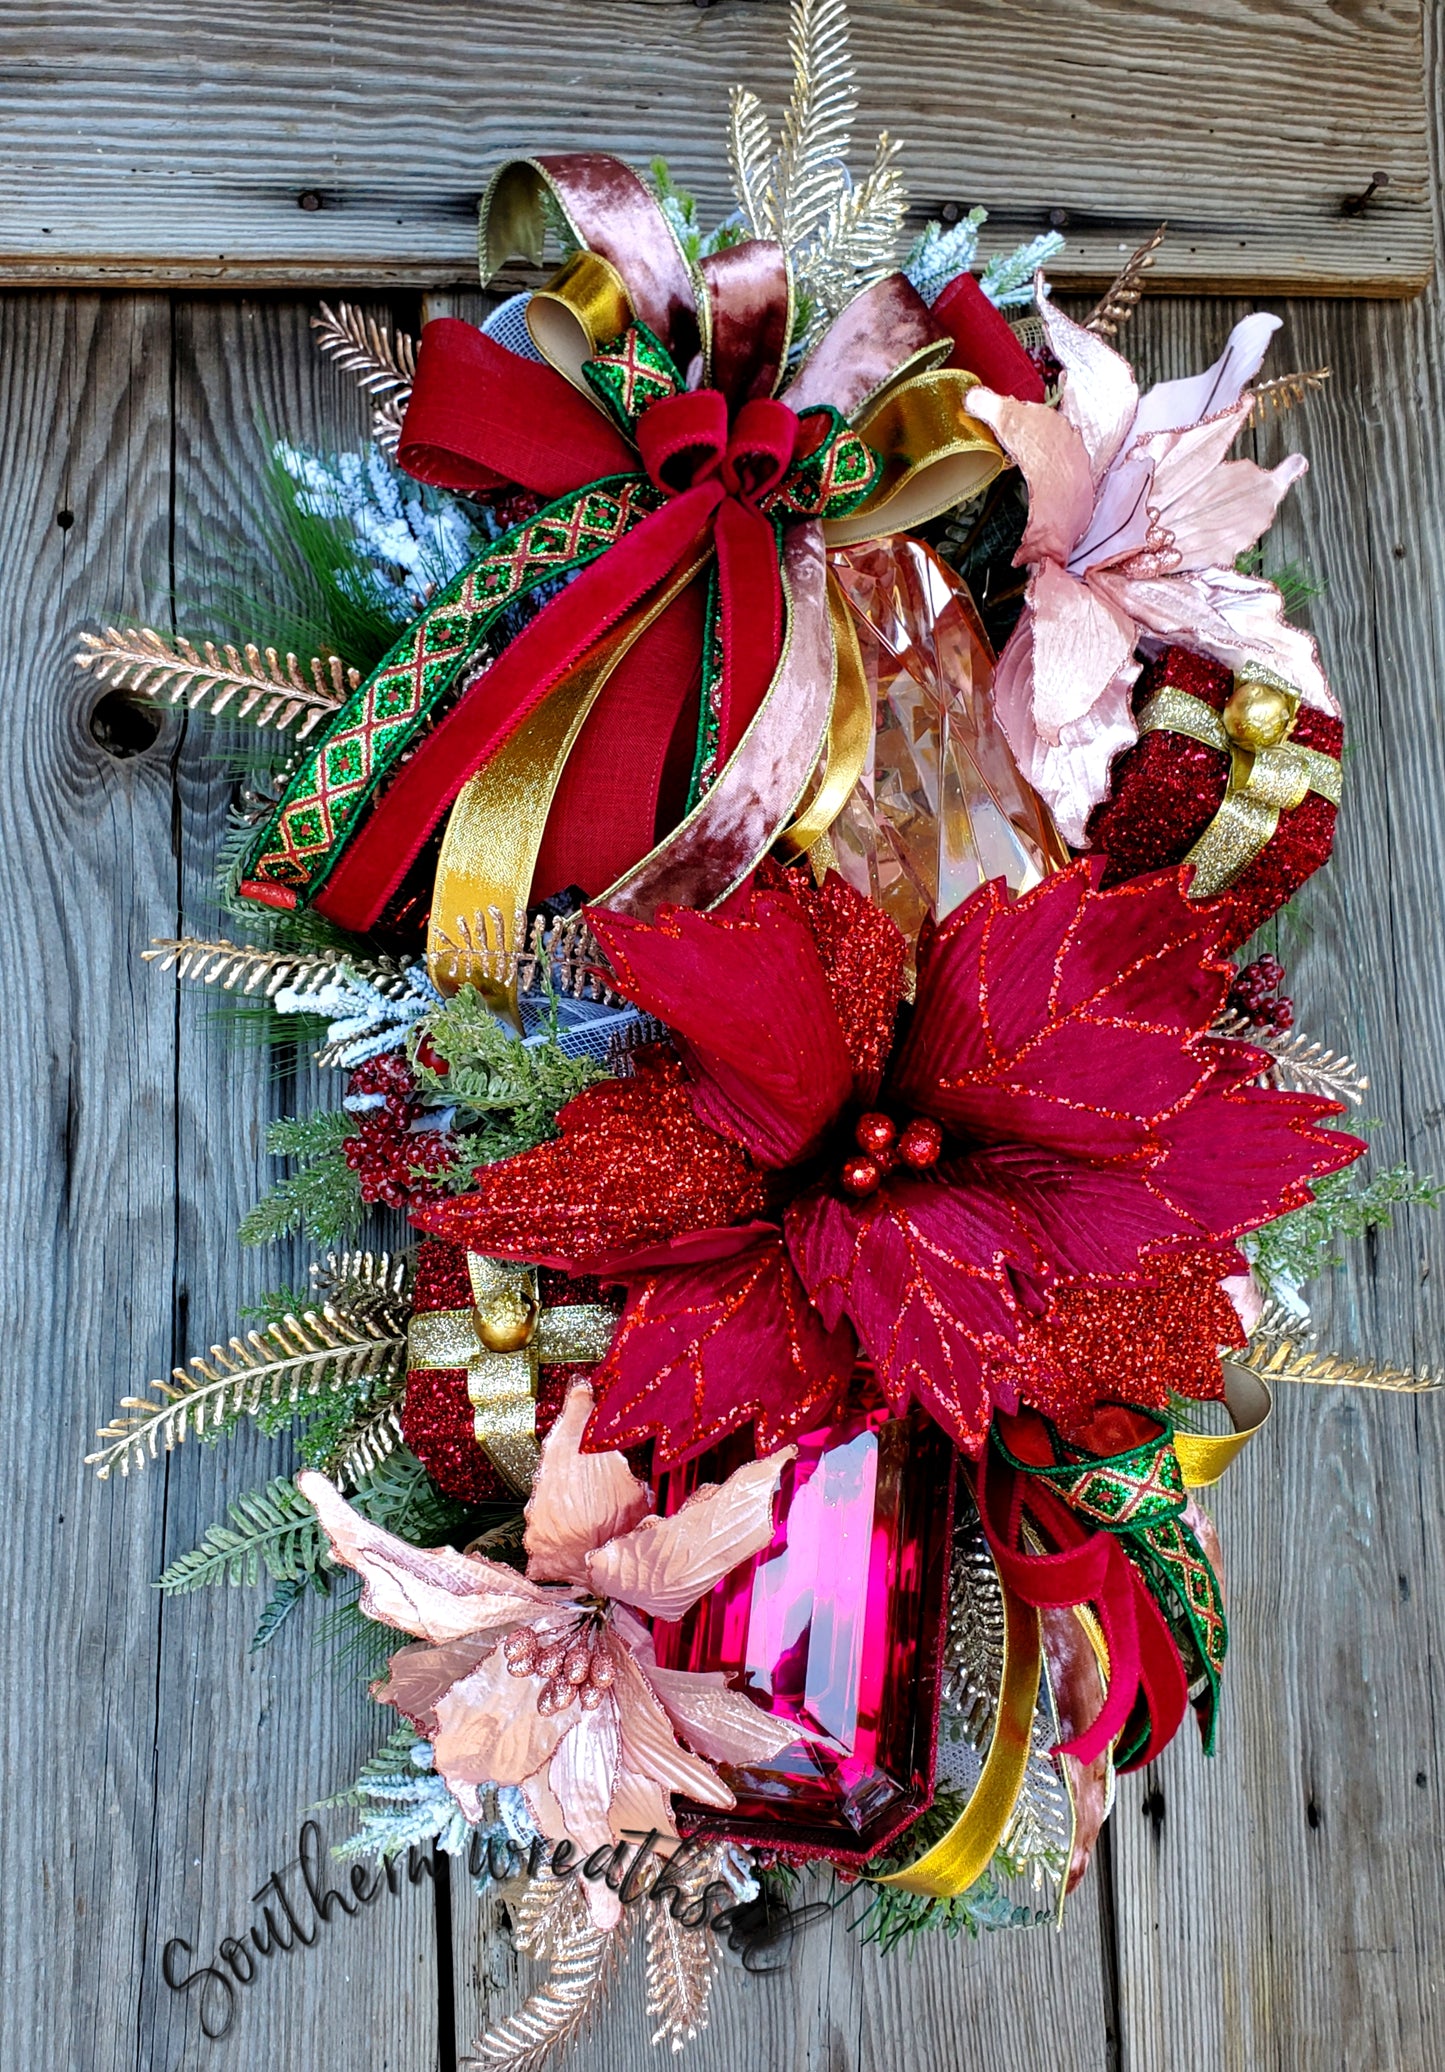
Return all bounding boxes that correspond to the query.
[239,1108,361,1247]
[157,1476,327,1593]
[408,990,603,1174]
[1246,1159,1443,1292]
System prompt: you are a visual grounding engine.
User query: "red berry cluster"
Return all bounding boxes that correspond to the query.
[1227,955,1295,1033]
[840,1110,944,1196]
[342,1052,455,1211]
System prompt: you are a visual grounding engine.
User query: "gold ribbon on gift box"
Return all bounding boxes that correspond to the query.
[407,1253,615,1494]
[1137,674,1343,901]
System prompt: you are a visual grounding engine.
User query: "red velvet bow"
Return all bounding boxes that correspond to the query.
[978,1410,1189,1770]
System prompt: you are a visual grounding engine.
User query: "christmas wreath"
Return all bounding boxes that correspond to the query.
[82,1,1439,2059]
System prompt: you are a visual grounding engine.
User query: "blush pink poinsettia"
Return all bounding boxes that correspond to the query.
[422,862,1362,1463]
[299,1384,802,1925]
[965,294,1338,844]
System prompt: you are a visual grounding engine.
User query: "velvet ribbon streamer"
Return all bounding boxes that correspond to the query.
[237,152,1013,1010]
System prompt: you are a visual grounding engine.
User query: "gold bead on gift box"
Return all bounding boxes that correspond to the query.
[474,1284,538,1353]
[1222,675,1297,752]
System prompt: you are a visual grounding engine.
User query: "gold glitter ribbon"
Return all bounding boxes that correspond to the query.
[406,1253,615,1495]
[1172,1359,1273,1489]
[1137,683,1343,901]
[425,552,711,1016]
[875,1556,1042,1897]
[774,571,873,861]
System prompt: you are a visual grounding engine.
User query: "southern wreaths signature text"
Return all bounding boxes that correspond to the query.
[162,1818,831,2040]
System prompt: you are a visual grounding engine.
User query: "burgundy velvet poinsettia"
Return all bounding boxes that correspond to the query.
[422,861,1362,1461]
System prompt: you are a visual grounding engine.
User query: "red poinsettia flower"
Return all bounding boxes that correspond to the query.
[421,861,1362,1461]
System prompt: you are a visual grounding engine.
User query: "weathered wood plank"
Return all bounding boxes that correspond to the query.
[129,298,443,2072]
[1105,271,1445,2061]
[0,291,174,2072]
[0,0,1429,297]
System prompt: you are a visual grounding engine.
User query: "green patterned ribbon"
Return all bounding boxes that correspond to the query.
[993,1412,1229,1760]
[240,322,878,907]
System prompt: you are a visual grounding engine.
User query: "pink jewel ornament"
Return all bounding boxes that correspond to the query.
[651,1379,954,1859]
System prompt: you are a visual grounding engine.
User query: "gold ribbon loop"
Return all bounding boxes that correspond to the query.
[826,370,1005,547]
[425,552,712,1017]
[774,571,873,861]
[407,1254,616,1495]
[876,1565,1042,1897]
[527,249,636,393]
[1137,680,1343,901]
[1173,1360,1273,1489]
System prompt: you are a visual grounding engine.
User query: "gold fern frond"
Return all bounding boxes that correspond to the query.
[1212,1010,1369,1106]
[370,392,407,459]
[1084,225,1167,339]
[86,1309,408,1480]
[727,85,776,238]
[645,1863,719,2052]
[311,1248,413,1320]
[1247,366,1332,428]
[329,1391,406,1490]
[772,0,856,253]
[1241,1335,1443,1394]
[142,935,417,1001]
[312,302,418,402]
[793,129,907,336]
[429,907,620,1003]
[469,1881,628,2070]
[75,627,358,740]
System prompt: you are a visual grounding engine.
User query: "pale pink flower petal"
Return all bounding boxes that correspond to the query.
[1138,414,1306,569]
[524,1382,652,1587]
[646,1662,810,1767]
[604,1771,678,1847]
[965,387,1095,565]
[547,1701,622,1851]
[991,608,1139,845]
[299,1472,556,1642]
[1222,1269,1264,1336]
[432,1645,574,1793]
[610,1649,736,1808]
[374,1635,496,1734]
[1040,296,1140,481]
[585,1448,794,1620]
[1097,565,1335,712]
[1028,558,1140,742]
[1131,312,1282,437]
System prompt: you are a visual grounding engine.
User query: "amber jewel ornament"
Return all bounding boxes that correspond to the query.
[828,536,1067,948]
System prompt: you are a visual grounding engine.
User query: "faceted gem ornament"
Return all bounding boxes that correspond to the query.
[828,536,1067,948]
[651,1380,954,1858]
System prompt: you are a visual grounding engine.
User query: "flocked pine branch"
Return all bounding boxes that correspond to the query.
[1212,1010,1369,1106]
[1240,1333,1444,1395]
[86,1305,408,1479]
[312,302,417,453]
[75,627,358,740]
[1247,366,1332,428]
[143,935,417,1002]
[1084,224,1167,338]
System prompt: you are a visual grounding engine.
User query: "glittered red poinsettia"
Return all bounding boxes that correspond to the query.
[421,860,1363,1461]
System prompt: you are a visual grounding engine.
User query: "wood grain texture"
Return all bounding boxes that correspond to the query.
[9,18,1445,2066]
[0,0,1429,296]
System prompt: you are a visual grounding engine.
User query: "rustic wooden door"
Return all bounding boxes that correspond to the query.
[3,5,1444,2067]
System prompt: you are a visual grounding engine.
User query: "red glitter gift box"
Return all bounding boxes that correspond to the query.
[401,1239,616,1505]
[1085,645,1343,952]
